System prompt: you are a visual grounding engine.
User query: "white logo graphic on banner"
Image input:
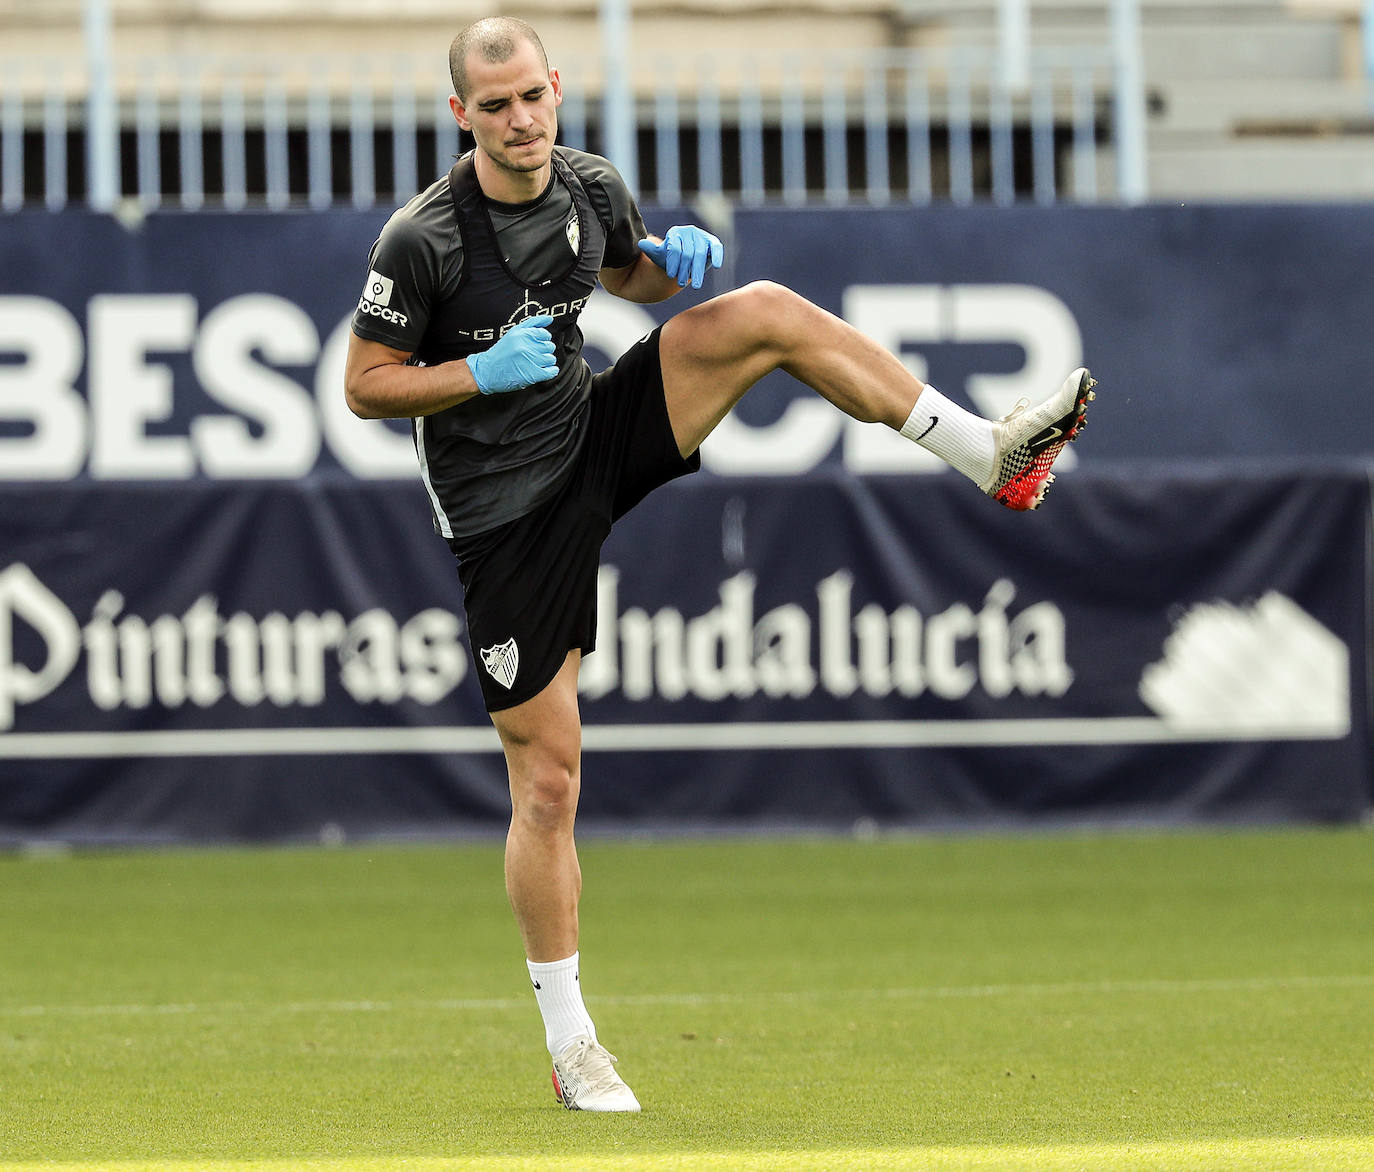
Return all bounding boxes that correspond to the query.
[703,284,1084,476]
[0,283,1081,482]
[0,569,1353,759]
[1138,592,1350,738]
[577,571,1071,704]
[480,638,520,691]
[0,564,80,731]
[0,564,466,734]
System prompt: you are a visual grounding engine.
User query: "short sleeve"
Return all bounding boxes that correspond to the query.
[571,152,648,271]
[350,209,440,353]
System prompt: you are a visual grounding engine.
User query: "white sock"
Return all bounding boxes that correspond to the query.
[527,952,597,1058]
[899,384,996,484]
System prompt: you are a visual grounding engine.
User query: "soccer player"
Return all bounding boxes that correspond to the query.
[344,16,1095,1112]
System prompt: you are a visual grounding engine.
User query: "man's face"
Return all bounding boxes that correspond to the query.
[453,38,561,181]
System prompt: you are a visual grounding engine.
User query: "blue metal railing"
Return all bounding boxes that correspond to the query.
[0,45,1118,211]
[1366,0,1374,90]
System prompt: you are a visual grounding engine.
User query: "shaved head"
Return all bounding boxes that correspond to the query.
[449,17,549,100]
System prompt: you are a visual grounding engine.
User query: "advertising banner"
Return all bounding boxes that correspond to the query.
[725,203,1374,469]
[1,470,1367,842]
[2,204,1371,840]
[4,203,1374,486]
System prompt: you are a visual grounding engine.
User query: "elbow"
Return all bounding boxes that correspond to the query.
[343,382,380,420]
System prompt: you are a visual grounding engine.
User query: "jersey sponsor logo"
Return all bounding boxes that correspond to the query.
[357,299,410,328]
[455,292,591,343]
[508,292,551,324]
[565,213,580,256]
[362,270,394,307]
[480,637,520,690]
[358,269,409,326]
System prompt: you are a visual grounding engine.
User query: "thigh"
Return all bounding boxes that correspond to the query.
[658,282,796,457]
[457,498,604,714]
[489,649,583,783]
[582,326,699,521]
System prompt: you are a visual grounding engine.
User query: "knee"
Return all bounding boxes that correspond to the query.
[731,280,813,348]
[736,280,802,319]
[509,755,580,833]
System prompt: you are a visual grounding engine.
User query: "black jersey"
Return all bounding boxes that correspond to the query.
[351,147,647,541]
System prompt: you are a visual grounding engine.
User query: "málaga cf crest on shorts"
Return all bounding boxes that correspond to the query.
[480,638,520,690]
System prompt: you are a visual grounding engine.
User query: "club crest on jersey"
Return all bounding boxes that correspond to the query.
[480,638,520,690]
[565,212,580,256]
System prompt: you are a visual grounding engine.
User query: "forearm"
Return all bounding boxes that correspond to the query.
[346,355,481,420]
[603,251,683,305]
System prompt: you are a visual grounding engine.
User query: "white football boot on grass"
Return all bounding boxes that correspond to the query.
[551,1037,642,1112]
[981,367,1097,511]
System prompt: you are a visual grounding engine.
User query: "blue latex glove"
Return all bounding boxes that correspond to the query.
[466,315,558,395]
[637,225,724,289]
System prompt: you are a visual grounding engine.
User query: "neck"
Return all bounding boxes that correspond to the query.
[474,149,551,204]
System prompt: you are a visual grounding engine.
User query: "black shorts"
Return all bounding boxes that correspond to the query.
[449,327,700,712]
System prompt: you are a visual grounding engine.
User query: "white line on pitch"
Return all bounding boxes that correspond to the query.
[4,973,1371,1020]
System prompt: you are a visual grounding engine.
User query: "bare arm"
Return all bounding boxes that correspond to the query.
[344,333,481,420]
[598,245,683,305]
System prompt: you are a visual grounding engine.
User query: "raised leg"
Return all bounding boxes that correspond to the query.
[658,280,926,458]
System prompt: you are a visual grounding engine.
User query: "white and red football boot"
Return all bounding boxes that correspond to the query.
[981,367,1097,511]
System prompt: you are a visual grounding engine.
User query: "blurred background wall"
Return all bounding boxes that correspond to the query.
[3,0,1373,210]
[1,1,1371,844]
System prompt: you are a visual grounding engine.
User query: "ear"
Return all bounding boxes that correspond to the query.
[549,68,563,108]
[449,93,472,131]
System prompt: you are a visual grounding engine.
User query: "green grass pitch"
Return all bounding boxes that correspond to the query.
[2,826,1372,1171]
